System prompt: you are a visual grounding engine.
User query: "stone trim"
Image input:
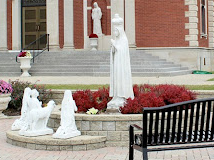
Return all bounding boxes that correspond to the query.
[208,0,214,47]
[185,0,199,47]
[6,131,106,151]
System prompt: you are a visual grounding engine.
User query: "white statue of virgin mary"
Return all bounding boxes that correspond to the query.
[53,90,81,139]
[92,2,102,35]
[107,14,134,110]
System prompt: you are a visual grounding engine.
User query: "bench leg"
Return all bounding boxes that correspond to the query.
[129,144,134,160]
[129,126,134,160]
[143,148,148,160]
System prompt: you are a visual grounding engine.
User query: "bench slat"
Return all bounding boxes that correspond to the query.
[199,101,206,141]
[194,102,200,141]
[177,107,183,142]
[165,109,171,143]
[182,105,189,142]
[171,107,177,143]
[210,102,214,140]
[154,111,159,144]
[188,103,195,142]
[160,111,165,143]
[148,112,154,144]
[205,101,212,141]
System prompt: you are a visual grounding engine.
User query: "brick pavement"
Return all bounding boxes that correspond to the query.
[1,118,214,160]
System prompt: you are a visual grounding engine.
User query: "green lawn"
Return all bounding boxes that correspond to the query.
[207,78,214,81]
[44,84,214,90]
[45,84,109,90]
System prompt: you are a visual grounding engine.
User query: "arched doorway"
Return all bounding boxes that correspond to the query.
[21,0,46,49]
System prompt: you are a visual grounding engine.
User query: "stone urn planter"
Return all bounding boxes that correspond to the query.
[18,57,32,77]
[90,38,98,51]
[0,93,11,113]
[89,33,99,51]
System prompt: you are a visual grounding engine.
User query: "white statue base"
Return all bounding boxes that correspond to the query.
[19,128,53,137]
[107,97,125,110]
[11,119,27,131]
[53,126,81,139]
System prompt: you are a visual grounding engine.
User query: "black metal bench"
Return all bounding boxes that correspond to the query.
[129,98,214,160]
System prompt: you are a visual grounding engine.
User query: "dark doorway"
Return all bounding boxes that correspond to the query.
[22,0,46,50]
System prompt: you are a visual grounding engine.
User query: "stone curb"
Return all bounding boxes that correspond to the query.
[6,131,106,151]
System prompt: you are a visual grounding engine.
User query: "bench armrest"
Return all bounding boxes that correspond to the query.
[130,124,143,130]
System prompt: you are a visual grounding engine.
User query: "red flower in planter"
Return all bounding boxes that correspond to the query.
[89,33,98,38]
[18,51,27,57]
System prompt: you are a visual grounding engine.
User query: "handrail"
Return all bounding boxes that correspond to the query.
[16,34,49,63]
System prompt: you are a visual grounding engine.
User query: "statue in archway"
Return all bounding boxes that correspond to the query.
[92,2,102,35]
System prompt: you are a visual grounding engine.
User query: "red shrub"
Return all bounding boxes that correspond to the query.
[93,87,111,111]
[120,84,196,114]
[73,90,95,112]
[73,84,196,114]
[153,85,196,105]
[73,87,111,112]
[120,92,165,114]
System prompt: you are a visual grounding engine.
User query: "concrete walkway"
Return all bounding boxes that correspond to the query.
[2,74,214,85]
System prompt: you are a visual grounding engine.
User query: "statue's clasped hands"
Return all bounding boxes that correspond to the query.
[111,39,116,53]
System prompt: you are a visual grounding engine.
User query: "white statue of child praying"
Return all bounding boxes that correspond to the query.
[53,90,81,139]
[11,87,32,131]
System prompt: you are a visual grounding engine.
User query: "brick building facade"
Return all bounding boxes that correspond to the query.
[0,0,214,71]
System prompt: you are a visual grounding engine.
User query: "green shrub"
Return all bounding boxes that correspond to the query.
[8,80,52,111]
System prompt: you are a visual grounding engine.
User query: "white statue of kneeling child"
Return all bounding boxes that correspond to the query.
[53,90,81,139]
[19,89,56,137]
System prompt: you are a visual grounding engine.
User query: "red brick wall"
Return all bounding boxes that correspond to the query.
[59,0,64,49]
[87,0,111,36]
[198,0,208,47]
[7,0,12,50]
[135,0,189,47]
[74,0,84,49]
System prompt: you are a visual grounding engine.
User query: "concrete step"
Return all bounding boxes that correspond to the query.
[30,64,182,69]
[29,67,188,73]
[0,50,191,77]
[30,70,192,77]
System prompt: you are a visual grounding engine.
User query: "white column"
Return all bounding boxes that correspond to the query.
[64,0,74,50]
[0,0,7,50]
[111,0,124,35]
[47,0,59,50]
[125,0,136,48]
[208,0,214,47]
[83,0,88,49]
[12,0,22,50]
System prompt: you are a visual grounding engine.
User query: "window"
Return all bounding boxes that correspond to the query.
[201,0,207,37]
